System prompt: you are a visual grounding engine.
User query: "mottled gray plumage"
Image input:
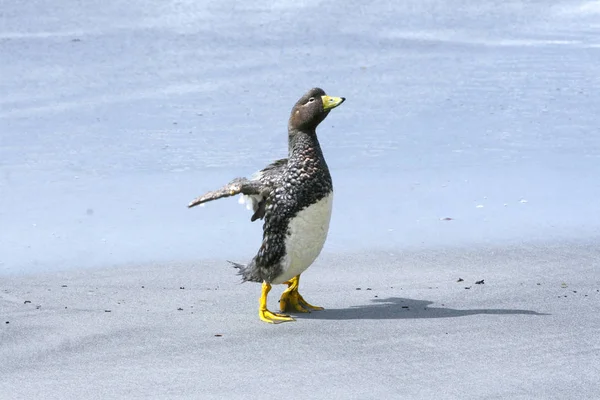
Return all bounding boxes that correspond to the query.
[189,87,344,284]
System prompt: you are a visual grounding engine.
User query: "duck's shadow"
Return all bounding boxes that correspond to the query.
[300,297,547,320]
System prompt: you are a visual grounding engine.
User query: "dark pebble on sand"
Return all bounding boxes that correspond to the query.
[475,280,484,285]
[177,308,184,311]
[457,278,464,282]
[5,321,9,324]
[356,288,361,290]
[104,310,111,313]
[61,285,67,288]
[214,334,223,337]
[465,286,471,289]
[180,287,185,290]
[402,306,409,309]
[24,300,31,304]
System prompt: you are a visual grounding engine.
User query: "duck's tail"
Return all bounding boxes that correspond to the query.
[227,260,262,283]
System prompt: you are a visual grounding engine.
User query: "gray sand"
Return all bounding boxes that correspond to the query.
[2,242,599,399]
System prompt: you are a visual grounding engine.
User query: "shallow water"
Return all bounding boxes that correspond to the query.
[1,1,599,273]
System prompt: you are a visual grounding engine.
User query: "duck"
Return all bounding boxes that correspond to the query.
[188,87,345,323]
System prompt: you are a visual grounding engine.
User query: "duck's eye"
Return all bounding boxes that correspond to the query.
[308,97,315,103]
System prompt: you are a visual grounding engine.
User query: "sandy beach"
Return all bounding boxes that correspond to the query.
[2,241,599,399]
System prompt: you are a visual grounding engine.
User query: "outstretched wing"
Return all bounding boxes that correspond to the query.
[254,158,287,186]
[187,158,288,222]
[240,158,288,221]
[187,177,268,208]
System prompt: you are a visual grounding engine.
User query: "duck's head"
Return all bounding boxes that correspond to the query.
[289,87,345,132]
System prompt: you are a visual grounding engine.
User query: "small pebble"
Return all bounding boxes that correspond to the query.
[177,308,184,311]
[104,310,111,313]
[457,278,464,282]
[475,280,485,285]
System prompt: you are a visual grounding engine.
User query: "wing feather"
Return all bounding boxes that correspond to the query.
[188,158,288,222]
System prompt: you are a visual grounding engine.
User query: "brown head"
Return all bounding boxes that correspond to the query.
[288,87,345,132]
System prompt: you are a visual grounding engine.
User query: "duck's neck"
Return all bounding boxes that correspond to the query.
[287,128,332,190]
[288,129,324,160]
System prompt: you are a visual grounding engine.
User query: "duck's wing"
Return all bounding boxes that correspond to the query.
[254,158,287,186]
[187,158,288,222]
[187,177,269,208]
[241,158,288,222]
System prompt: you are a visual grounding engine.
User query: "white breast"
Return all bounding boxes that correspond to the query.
[272,192,334,285]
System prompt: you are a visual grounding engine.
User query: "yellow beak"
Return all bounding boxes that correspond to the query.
[322,95,346,111]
